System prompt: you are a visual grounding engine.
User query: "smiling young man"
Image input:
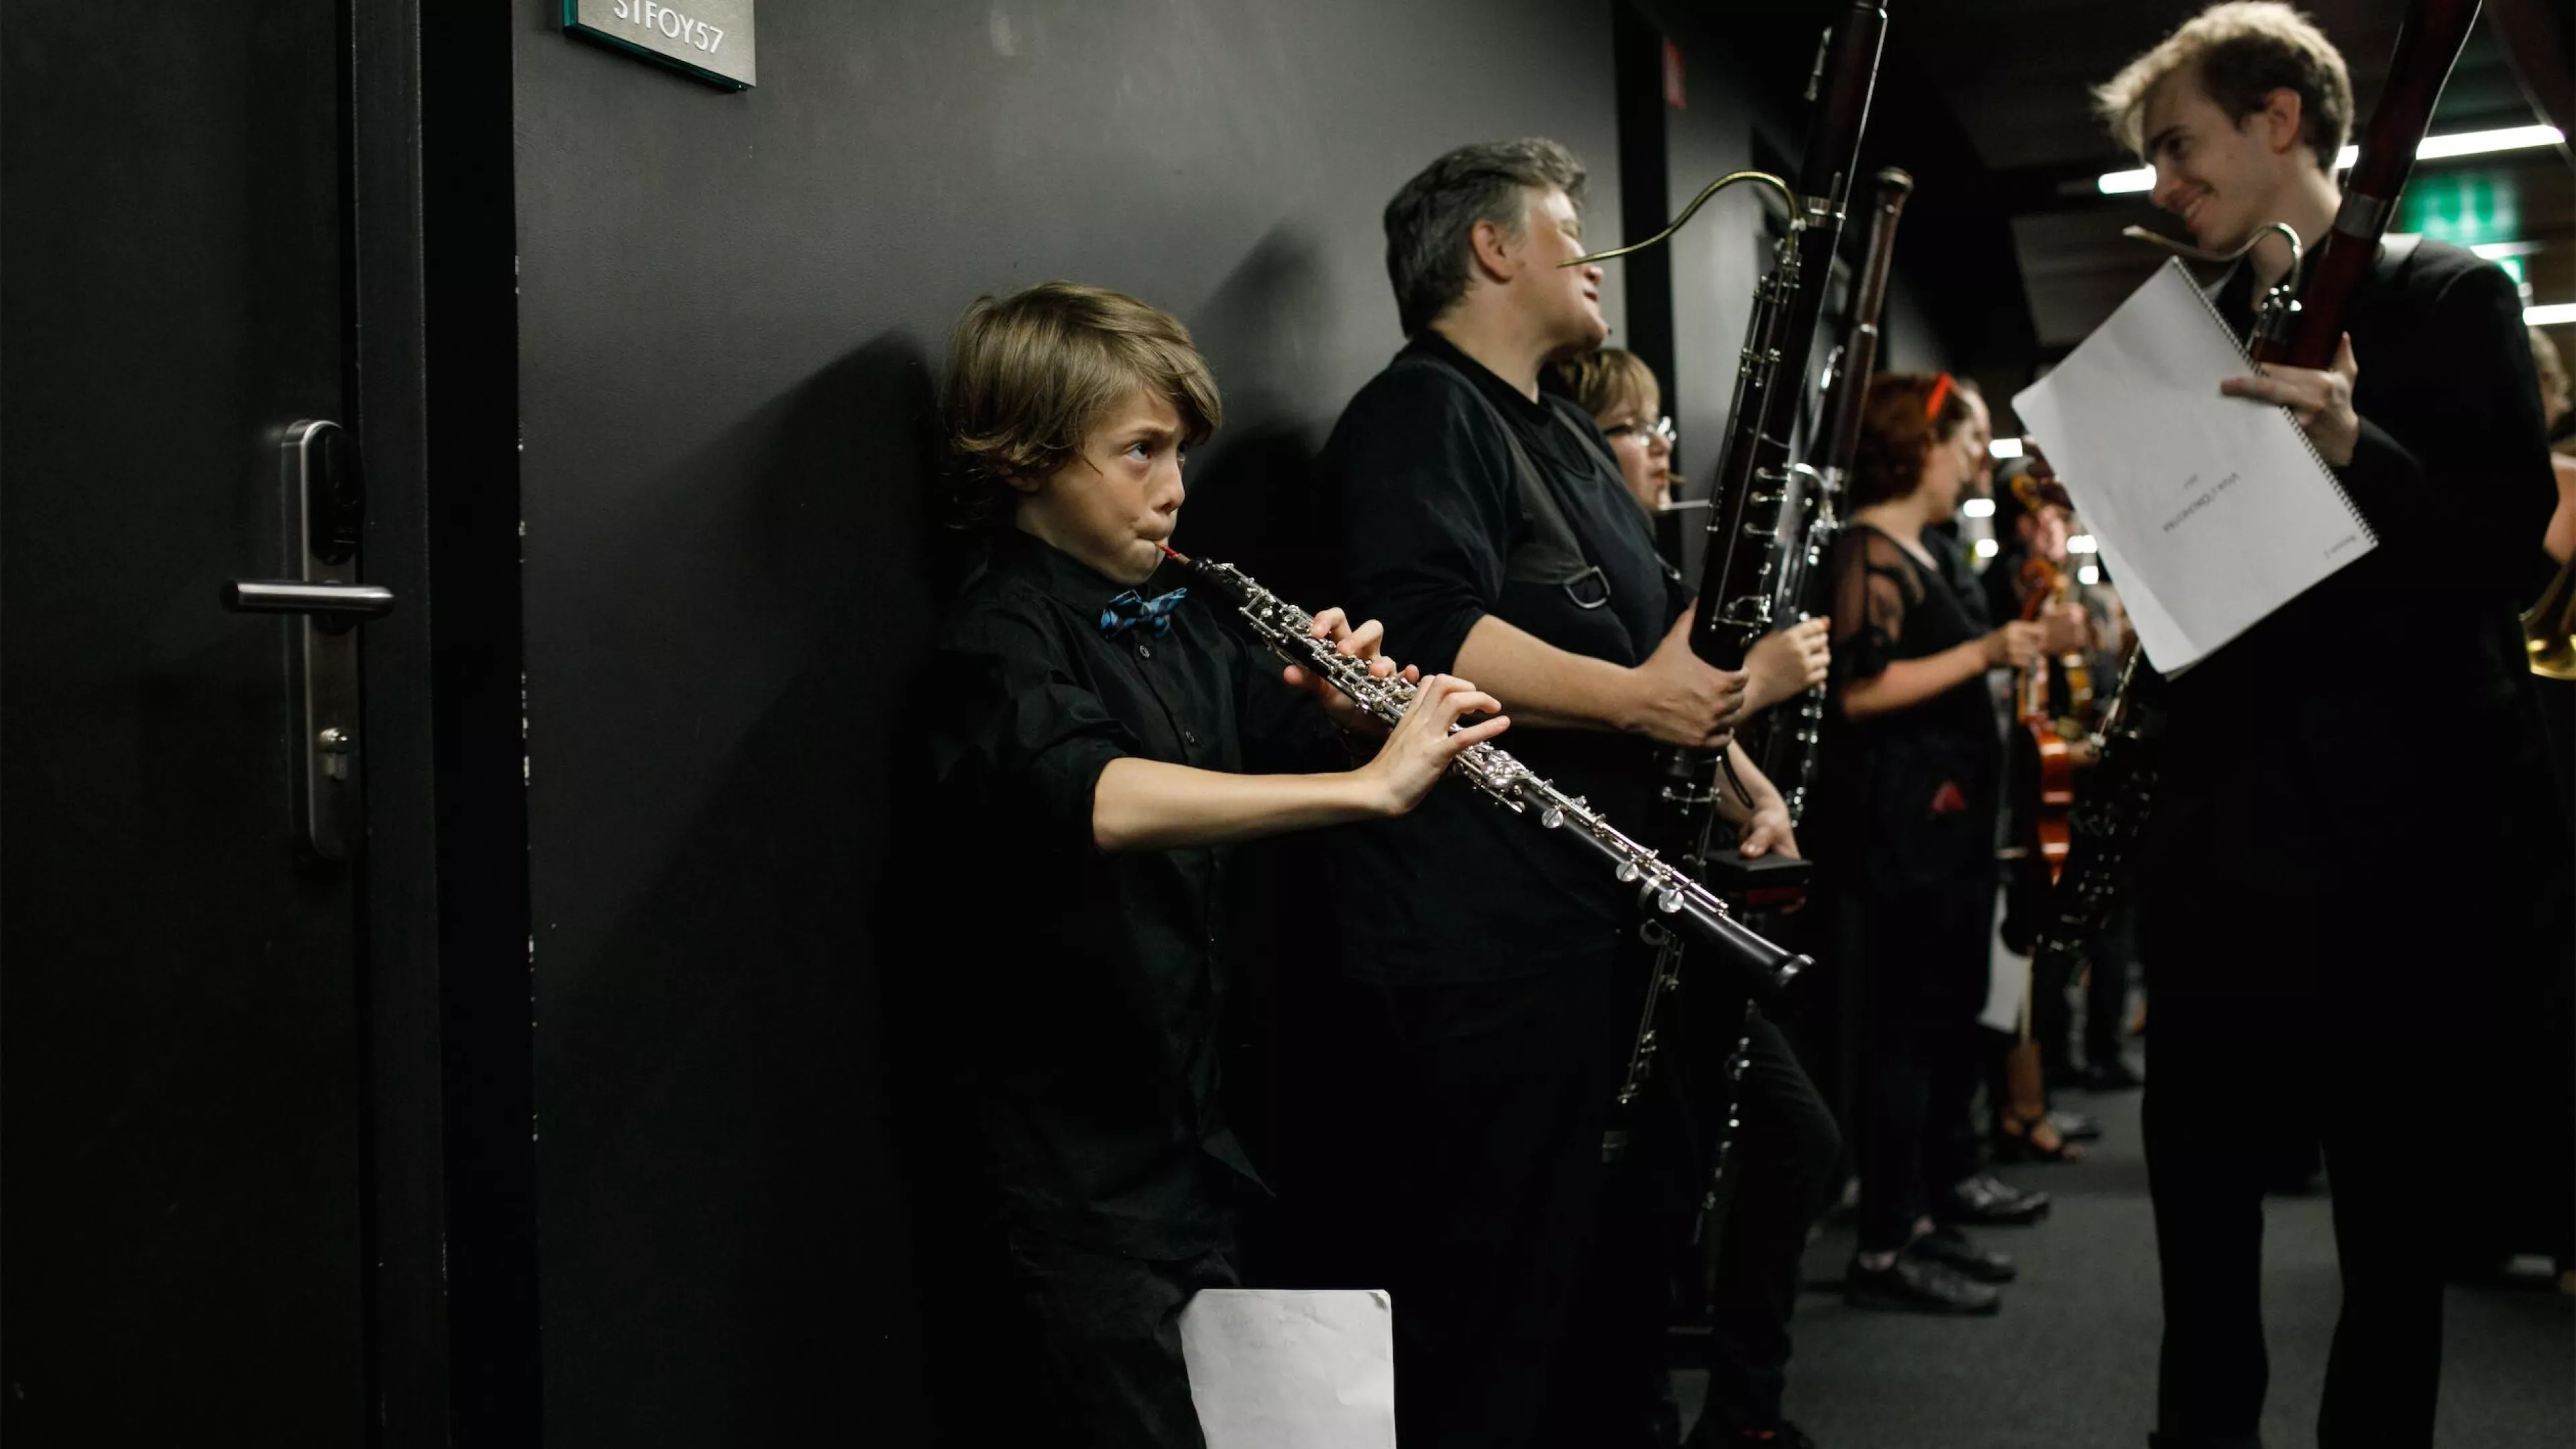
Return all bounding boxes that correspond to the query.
[1274,139,1803,1449]
[924,281,1509,1448]
[2092,7,2567,1447]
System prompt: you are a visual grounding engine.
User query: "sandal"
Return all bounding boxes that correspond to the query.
[1990,1112,2085,1163]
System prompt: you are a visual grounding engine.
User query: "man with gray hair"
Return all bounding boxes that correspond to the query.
[1275,138,1812,1448]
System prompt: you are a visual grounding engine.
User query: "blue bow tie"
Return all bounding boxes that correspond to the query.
[1099,588,1187,640]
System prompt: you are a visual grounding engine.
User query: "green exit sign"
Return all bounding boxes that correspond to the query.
[2395,170,2521,247]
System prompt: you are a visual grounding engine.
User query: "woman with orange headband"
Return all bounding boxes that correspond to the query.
[1811,372,2056,1316]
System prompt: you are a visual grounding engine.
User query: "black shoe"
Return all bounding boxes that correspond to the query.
[1935,1172,2051,1226]
[1909,1224,2017,1283]
[2048,1109,2104,1142]
[1846,1252,2002,1314]
[2082,1059,2143,1092]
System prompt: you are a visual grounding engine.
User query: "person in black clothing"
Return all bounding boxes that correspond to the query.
[1982,468,2145,1099]
[1819,372,2055,1315]
[1919,382,2093,1199]
[2094,7,2571,1444]
[1558,346,1842,1448]
[1278,139,1802,1449]
[919,281,1509,1447]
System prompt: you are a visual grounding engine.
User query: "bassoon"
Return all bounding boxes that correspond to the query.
[1753,166,1914,827]
[1566,1,1885,1165]
[2030,0,2485,978]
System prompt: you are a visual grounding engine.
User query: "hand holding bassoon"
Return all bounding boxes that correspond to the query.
[1744,616,1832,714]
[1624,608,1751,749]
[2220,333,2361,465]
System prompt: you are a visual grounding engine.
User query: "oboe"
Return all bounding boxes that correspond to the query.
[1162,545,1810,1005]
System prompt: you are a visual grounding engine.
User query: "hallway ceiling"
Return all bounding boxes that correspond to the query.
[1878,0,2572,364]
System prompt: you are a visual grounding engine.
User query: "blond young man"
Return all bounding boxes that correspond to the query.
[922,282,1506,1447]
[2093,7,2564,1446]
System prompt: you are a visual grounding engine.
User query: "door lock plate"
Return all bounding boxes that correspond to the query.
[219,420,386,860]
[289,420,363,859]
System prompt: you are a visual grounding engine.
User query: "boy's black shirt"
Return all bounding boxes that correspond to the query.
[2140,236,2565,1040]
[922,528,1339,1256]
[1312,329,1689,984]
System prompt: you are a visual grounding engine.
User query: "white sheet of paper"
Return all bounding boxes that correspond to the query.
[1181,1288,1397,1449]
[2010,257,2374,675]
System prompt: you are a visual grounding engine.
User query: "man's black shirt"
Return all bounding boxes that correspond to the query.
[2139,237,2565,1040]
[1313,330,1688,984]
[922,529,1339,1254]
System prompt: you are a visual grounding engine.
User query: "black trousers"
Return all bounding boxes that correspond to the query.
[1550,1006,1843,1444]
[1699,1011,1843,1434]
[2145,1038,2461,1449]
[1275,963,1619,1449]
[2084,898,2140,1069]
[988,1233,1238,1449]
[2138,876,2482,1449]
[1848,878,1994,1253]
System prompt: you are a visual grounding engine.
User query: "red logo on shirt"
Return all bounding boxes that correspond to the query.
[1929,782,1968,816]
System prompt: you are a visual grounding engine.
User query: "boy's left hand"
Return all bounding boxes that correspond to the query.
[1282,607,1405,738]
[2219,333,2360,466]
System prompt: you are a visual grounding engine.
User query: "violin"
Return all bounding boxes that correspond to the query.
[2015,557,2078,879]
[2006,468,2096,882]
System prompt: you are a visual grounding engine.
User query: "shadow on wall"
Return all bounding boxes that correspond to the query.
[538,333,948,1446]
[1175,223,1336,605]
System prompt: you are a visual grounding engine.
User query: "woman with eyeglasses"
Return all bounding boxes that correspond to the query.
[1556,348,1832,718]
[1552,346,1847,1446]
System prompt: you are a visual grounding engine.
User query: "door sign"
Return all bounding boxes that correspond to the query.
[564,0,755,90]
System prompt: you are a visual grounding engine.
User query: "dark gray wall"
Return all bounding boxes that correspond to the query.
[509,3,1623,1442]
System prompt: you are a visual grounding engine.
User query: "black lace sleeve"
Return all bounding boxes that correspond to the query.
[1828,529,1921,687]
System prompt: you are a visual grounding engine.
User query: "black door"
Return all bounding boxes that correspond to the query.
[3,0,384,1436]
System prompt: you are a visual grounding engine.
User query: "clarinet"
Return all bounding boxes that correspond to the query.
[1754,166,1913,828]
[2034,0,2483,979]
[1163,546,1811,1005]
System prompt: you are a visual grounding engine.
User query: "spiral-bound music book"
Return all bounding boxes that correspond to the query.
[2010,256,2375,675]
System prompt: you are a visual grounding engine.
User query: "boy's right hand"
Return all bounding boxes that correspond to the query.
[1623,608,1750,749]
[1362,674,1509,816]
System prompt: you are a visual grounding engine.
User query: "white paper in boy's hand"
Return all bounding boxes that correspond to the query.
[2011,256,2373,675]
[1181,1287,1397,1449]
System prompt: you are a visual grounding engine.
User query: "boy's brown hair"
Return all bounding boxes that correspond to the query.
[2093,2,2352,174]
[942,282,1222,524]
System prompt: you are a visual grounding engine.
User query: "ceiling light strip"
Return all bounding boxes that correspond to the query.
[2096,124,2565,195]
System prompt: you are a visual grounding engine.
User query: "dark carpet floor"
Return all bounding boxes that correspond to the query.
[1671,1067,2576,1448]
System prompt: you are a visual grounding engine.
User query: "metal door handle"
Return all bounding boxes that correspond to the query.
[223,580,396,622]
[221,420,376,859]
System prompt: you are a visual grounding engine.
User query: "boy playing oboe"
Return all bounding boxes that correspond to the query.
[921,281,1505,1447]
